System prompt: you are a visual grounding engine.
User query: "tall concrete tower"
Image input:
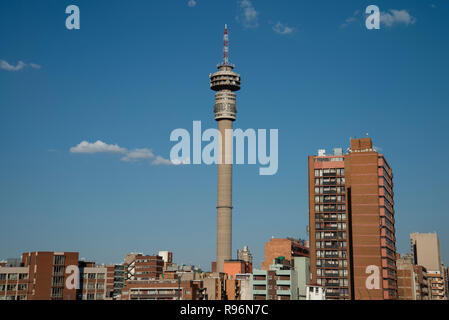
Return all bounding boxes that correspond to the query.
[209,24,241,273]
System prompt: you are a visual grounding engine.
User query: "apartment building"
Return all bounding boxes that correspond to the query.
[0,266,29,300]
[126,254,164,281]
[250,257,298,300]
[106,264,126,299]
[79,266,108,300]
[427,270,445,300]
[308,138,398,300]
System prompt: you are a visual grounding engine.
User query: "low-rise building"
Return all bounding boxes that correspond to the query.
[428,270,445,300]
[80,266,108,300]
[250,257,298,300]
[306,285,326,300]
[121,279,204,300]
[0,266,29,300]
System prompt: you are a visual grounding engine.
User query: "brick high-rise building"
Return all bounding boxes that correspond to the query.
[308,137,398,300]
[23,251,79,300]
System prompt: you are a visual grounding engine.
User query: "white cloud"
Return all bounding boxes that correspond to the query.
[152,156,174,166]
[70,140,171,166]
[340,10,360,28]
[187,0,196,7]
[121,148,155,162]
[1,60,26,71]
[29,63,41,69]
[70,140,127,154]
[0,60,41,71]
[237,0,258,28]
[273,22,294,35]
[381,9,416,27]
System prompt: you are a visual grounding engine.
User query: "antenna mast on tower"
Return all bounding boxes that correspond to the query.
[223,24,229,65]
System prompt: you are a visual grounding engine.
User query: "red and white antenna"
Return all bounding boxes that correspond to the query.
[223,24,229,65]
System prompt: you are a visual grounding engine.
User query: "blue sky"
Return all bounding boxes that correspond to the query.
[1,0,448,269]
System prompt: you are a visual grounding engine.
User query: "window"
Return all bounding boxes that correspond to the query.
[0,274,6,280]
[88,273,96,279]
[19,273,28,280]
[18,284,27,291]
[53,266,64,276]
[52,277,64,287]
[53,255,66,265]
[51,287,63,298]
[7,274,17,281]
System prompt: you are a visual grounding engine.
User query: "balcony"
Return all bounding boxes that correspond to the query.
[252,289,267,295]
[276,289,291,295]
[324,282,341,287]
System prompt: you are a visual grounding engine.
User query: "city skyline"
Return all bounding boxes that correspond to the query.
[1,0,449,270]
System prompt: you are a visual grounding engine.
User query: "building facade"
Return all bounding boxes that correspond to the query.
[22,251,79,300]
[0,266,29,300]
[250,258,298,300]
[396,255,429,300]
[261,238,309,271]
[121,279,204,300]
[79,266,108,300]
[410,232,446,299]
[126,254,164,281]
[292,256,311,300]
[308,138,398,300]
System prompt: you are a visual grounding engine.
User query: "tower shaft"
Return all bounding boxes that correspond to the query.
[216,119,233,272]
